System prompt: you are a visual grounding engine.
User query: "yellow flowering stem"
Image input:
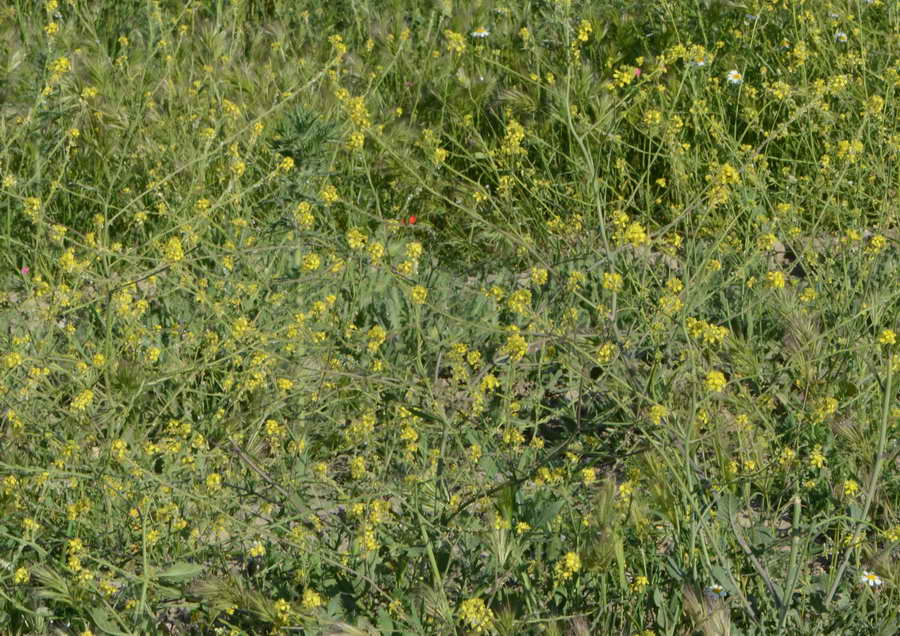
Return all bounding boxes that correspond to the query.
[563,71,611,255]
[413,296,426,379]
[825,351,893,605]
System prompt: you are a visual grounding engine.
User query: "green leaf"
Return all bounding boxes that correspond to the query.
[876,615,898,636]
[156,561,203,582]
[652,587,665,609]
[709,565,734,595]
[533,499,564,529]
[664,556,686,580]
[749,526,776,548]
[89,606,129,636]
[326,593,344,617]
[386,284,403,332]
[156,585,184,600]
[377,609,395,634]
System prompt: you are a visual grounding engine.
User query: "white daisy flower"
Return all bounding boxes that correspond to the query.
[705,584,727,599]
[860,571,883,588]
[835,31,848,43]
[726,70,743,85]
[471,27,490,38]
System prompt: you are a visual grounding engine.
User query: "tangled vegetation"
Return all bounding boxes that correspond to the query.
[0,0,898,634]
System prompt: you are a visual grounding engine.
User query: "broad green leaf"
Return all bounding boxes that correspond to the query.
[156,561,203,582]
[89,606,129,636]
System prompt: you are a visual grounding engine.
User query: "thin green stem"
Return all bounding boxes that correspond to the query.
[825,352,893,604]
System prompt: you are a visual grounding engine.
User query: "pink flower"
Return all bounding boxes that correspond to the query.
[20,266,29,275]
[634,68,641,77]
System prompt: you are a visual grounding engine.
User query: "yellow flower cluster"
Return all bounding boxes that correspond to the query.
[507,288,532,315]
[577,19,592,42]
[500,326,528,362]
[323,29,345,55]
[812,397,838,423]
[334,88,371,130]
[443,30,466,55]
[866,235,887,255]
[809,445,826,469]
[842,479,859,497]
[347,227,367,249]
[49,55,71,79]
[554,551,582,583]
[658,294,683,316]
[500,118,527,157]
[612,211,650,248]
[349,456,366,480]
[58,248,81,273]
[398,241,423,276]
[546,213,584,237]
[294,201,315,230]
[766,271,786,289]
[320,184,339,205]
[705,370,727,393]
[273,598,292,623]
[367,325,387,353]
[567,270,586,293]
[70,389,94,412]
[24,197,42,222]
[302,588,324,609]
[649,404,668,425]
[302,253,321,271]
[603,272,624,293]
[410,285,427,305]
[346,410,376,443]
[367,240,384,265]
[706,163,741,208]
[206,472,222,491]
[530,267,548,286]
[596,342,617,364]
[162,236,184,263]
[581,468,597,485]
[835,139,864,163]
[3,352,23,368]
[458,597,494,633]
[686,317,729,346]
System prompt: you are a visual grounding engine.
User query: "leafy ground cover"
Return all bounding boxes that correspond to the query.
[0,0,898,634]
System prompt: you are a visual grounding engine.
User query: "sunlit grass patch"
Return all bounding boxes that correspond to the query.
[0,0,898,634]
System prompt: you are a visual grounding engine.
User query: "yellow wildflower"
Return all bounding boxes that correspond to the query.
[705,370,727,393]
